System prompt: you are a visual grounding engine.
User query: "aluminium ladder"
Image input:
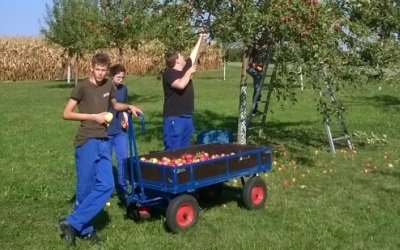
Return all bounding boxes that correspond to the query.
[321,67,354,153]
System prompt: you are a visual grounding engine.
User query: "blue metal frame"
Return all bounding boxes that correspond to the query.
[126,114,273,207]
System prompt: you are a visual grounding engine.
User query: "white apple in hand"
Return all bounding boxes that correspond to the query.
[104,112,113,123]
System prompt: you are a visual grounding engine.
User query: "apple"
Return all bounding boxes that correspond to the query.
[104,112,113,123]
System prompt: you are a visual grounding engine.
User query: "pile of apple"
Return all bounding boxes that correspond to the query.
[140,151,234,166]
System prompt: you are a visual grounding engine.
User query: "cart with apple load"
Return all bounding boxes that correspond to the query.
[125,114,273,233]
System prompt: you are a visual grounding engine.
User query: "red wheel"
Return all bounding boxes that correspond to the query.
[138,207,151,219]
[166,194,199,233]
[251,185,265,205]
[175,203,195,227]
[242,176,267,210]
[127,204,151,221]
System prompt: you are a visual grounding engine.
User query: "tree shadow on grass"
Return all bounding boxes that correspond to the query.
[194,110,238,133]
[346,94,400,112]
[92,210,111,232]
[376,169,400,180]
[66,194,111,233]
[127,93,160,105]
[197,185,243,210]
[46,82,76,89]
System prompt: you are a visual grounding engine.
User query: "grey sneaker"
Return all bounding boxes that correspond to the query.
[58,219,76,245]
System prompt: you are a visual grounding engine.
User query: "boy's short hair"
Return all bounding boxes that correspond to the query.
[110,64,126,76]
[165,51,180,68]
[91,53,111,68]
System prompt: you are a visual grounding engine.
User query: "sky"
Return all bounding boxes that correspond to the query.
[0,0,53,36]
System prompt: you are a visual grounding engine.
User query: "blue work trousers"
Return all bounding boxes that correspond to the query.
[67,138,114,236]
[249,69,262,106]
[108,132,128,193]
[163,115,194,150]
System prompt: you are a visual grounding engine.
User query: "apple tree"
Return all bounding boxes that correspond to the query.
[188,0,400,144]
[41,0,108,84]
[98,0,160,61]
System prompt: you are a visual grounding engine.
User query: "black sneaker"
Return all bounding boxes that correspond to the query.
[81,231,102,245]
[58,219,76,245]
[252,110,263,116]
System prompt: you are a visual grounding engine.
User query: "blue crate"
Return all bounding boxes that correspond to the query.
[197,130,233,145]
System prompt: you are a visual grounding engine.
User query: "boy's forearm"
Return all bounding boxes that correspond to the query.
[113,102,131,112]
[112,101,143,116]
[173,70,193,89]
[64,112,95,121]
[190,34,204,63]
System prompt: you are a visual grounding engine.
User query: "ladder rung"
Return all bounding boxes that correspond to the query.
[332,136,351,142]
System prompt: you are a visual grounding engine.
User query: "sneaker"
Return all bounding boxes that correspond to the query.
[81,231,102,245]
[58,219,76,245]
[251,110,263,116]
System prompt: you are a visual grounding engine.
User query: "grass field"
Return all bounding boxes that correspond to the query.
[0,63,399,250]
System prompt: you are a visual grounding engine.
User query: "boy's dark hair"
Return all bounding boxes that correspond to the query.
[165,51,180,68]
[110,64,126,76]
[91,53,111,68]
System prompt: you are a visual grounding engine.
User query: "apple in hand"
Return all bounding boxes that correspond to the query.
[104,112,113,123]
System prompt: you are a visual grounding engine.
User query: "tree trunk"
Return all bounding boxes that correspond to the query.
[118,46,124,63]
[74,53,79,86]
[237,48,250,145]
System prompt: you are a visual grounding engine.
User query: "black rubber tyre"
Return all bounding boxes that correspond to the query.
[198,183,224,201]
[242,176,267,210]
[165,194,199,233]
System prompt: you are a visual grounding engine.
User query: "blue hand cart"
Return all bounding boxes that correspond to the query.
[125,114,273,233]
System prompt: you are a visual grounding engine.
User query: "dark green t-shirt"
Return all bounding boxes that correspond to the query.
[70,78,116,147]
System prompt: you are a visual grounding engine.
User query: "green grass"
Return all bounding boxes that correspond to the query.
[0,63,399,250]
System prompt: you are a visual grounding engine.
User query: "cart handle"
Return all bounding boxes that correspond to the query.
[127,112,146,197]
[137,112,145,133]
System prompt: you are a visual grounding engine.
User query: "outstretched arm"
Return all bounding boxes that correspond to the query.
[111,99,143,117]
[189,33,206,64]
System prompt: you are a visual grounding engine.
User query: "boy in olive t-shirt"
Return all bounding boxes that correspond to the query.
[58,53,142,246]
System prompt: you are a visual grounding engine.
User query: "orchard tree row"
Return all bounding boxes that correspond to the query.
[42,0,400,143]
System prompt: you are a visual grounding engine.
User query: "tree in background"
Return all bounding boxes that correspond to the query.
[147,0,197,51]
[99,0,159,61]
[41,0,107,84]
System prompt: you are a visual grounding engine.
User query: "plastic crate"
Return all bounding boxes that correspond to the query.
[197,130,233,144]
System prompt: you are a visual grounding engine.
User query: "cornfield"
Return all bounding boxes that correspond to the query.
[0,37,223,82]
